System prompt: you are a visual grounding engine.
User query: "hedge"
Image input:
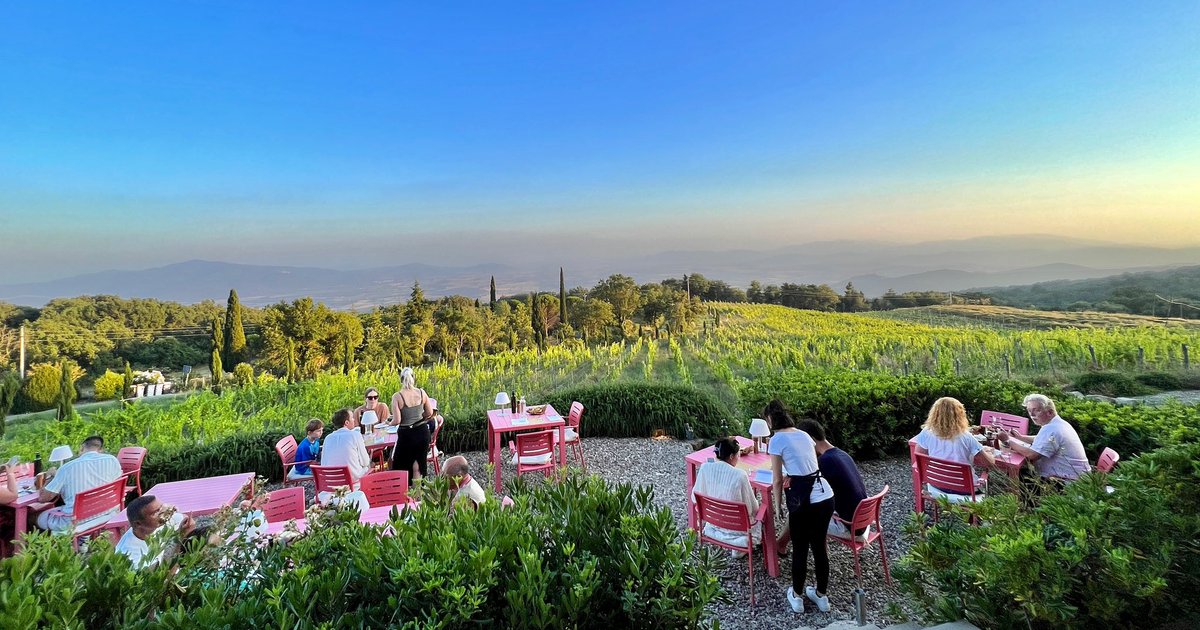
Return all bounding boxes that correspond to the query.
[0,474,727,629]
[896,441,1200,629]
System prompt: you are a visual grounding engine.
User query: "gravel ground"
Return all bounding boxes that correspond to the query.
[1135,390,1200,406]
[265,438,917,629]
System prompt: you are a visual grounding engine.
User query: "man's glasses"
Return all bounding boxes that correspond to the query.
[366,395,378,400]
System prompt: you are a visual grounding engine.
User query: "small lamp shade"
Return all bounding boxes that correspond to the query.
[49,445,74,464]
[494,392,511,406]
[749,418,771,438]
[360,410,378,426]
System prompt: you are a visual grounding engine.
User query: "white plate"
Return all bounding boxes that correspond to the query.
[384,426,399,434]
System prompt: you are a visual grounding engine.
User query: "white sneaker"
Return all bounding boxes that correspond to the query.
[731,549,746,559]
[786,587,804,613]
[805,586,831,612]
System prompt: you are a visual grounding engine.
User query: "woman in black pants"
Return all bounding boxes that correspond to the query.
[388,367,435,486]
[766,400,836,614]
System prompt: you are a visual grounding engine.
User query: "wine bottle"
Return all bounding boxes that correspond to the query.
[34,453,43,475]
[510,391,517,414]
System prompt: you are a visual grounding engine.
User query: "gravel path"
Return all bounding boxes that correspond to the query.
[266,438,917,629]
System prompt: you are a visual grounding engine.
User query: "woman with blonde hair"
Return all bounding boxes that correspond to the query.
[913,397,994,497]
[389,367,436,486]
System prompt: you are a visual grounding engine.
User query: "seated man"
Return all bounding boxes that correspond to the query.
[1000,393,1091,482]
[37,435,125,533]
[318,408,371,511]
[800,419,870,542]
[288,418,324,481]
[442,455,486,511]
[115,494,195,569]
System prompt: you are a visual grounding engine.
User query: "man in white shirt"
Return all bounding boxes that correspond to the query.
[115,494,195,569]
[443,455,486,511]
[37,435,125,533]
[1000,394,1092,481]
[318,408,371,510]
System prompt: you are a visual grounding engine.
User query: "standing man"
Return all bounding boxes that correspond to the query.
[37,435,124,533]
[999,394,1091,481]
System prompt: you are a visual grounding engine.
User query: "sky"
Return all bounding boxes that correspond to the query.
[1,1,1198,282]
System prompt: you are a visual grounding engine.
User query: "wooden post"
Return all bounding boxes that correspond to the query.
[954,358,961,376]
[1089,344,1098,369]
[1004,354,1011,379]
[1046,350,1056,377]
[1185,344,1191,370]
[903,361,910,377]
[1137,346,1145,369]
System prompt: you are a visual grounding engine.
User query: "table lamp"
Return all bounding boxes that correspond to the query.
[749,418,771,453]
[49,445,74,465]
[494,391,511,416]
[361,410,379,434]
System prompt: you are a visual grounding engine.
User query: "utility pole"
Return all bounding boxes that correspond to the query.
[685,274,691,300]
[19,323,26,378]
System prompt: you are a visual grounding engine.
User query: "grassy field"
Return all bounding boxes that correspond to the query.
[870,304,1200,331]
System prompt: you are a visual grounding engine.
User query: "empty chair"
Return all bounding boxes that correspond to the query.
[426,415,445,475]
[275,435,307,487]
[1095,447,1120,473]
[70,476,130,549]
[979,410,1029,435]
[360,470,411,508]
[310,465,356,496]
[915,453,983,524]
[509,430,558,479]
[117,447,148,497]
[562,401,586,471]
[694,492,769,605]
[261,487,306,523]
[827,485,892,587]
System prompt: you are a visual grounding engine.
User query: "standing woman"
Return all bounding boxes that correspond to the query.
[766,400,836,614]
[389,367,435,486]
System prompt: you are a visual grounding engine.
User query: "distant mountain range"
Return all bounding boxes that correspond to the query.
[1,235,1197,308]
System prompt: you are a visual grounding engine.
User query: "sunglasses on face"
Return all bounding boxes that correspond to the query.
[366,395,378,400]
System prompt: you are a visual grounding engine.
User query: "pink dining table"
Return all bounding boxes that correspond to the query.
[486,405,567,492]
[263,503,414,535]
[685,435,780,578]
[1,473,55,551]
[907,437,1025,513]
[104,472,255,533]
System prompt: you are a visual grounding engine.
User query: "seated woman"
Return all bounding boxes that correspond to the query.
[913,397,995,500]
[691,437,760,557]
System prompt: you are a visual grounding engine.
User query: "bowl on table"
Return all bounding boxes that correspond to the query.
[525,404,547,415]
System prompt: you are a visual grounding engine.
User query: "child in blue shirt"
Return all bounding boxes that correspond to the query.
[289,418,324,480]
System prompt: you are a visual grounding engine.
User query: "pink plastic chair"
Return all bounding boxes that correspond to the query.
[117,447,147,497]
[311,465,356,495]
[979,410,1029,435]
[828,485,892,588]
[563,401,586,471]
[275,435,307,487]
[1095,447,1120,473]
[426,414,445,475]
[509,430,558,478]
[261,487,306,523]
[908,440,923,514]
[915,454,981,524]
[71,475,130,549]
[360,470,411,508]
[694,493,770,605]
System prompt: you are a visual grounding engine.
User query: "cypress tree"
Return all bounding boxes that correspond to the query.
[123,361,134,399]
[490,276,497,312]
[531,292,546,350]
[56,362,76,421]
[210,348,223,390]
[559,267,567,329]
[286,339,297,383]
[342,333,353,375]
[224,289,246,366]
[211,318,224,361]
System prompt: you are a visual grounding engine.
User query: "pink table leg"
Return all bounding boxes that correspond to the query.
[491,428,502,493]
[686,461,698,531]
[558,425,567,469]
[11,506,28,551]
[760,491,779,577]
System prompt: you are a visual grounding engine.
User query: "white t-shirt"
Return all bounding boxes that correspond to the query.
[44,451,124,516]
[320,427,371,485]
[115,512,186,569]
[914,428,982,468]
[767,430,834,504]
[453,477,487,509]
[1030,416,1091,480]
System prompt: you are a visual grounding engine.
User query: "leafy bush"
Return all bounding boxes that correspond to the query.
[1055,398,1200,459]
[0,371,19,438]
[1071,370,1154,397]
[233,362,254,387]
[17,363,64,412]
[896,441,1200,629]
[92,370,125,401]
[1133,371,1184,391]
[738,369,1032,459]
[540,382,735,441]
[0,474,726,629]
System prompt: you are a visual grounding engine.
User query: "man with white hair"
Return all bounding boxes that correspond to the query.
[999,394,1091,481]
[442,455,486,511]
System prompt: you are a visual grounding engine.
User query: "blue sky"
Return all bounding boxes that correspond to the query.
[1,1,1198,282]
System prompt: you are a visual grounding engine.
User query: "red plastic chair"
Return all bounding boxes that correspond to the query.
[1095,447,1120,473]
[915,454,982,524]
[426,414,445,475]
[509,430,558,478]
[694,492,770,605]
[261,487,306,523]
[71,475,130,549]
[311,465,356,495]
[979,410,1029,435]
[274,435,308,487]
[562,401,586,471]
[360,470,411,508]
[117,447,147,497]
[828,485,892,588]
